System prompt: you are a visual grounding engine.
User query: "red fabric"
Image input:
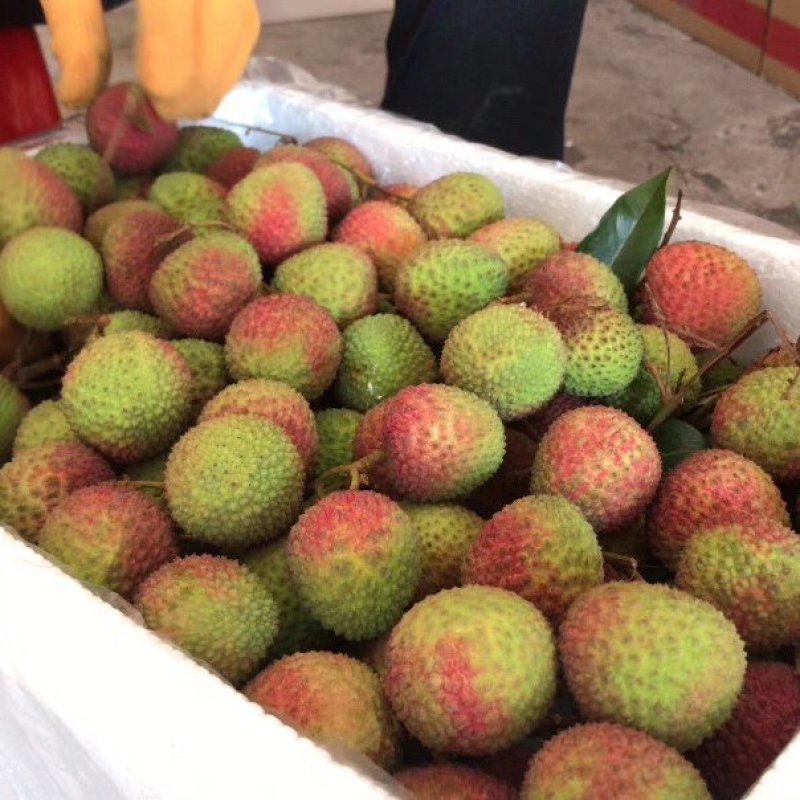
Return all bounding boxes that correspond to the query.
[0,28,61,145]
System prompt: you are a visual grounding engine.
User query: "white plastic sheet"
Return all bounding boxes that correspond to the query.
[2,60,799,799]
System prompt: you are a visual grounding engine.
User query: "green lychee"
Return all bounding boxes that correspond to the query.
[312,408,363,480]
[35,143,114,211]
[134,554,278,685]
[334,313,437,411]
[12,399,77,456]
[165,415,304,550]
[0,227,103,331]
[440,303,566,420]
[148,172,226,224]
[171,338,228,419]
[162,125,241,174]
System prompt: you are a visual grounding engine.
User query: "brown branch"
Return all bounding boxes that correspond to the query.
[647,310,769,431]
[313,451,386,499]
[659,189,683,248]
[602,551,644,581]
[208,118,298,145]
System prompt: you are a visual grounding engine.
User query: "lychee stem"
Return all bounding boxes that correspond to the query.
[14,350,73,385]
[125,480,165,491]
[648,309,769,432]
[209,118,298,146]
[602,551,644,581]
[101,83,142,169]
[659,189,683,249]
[313,450,386,499]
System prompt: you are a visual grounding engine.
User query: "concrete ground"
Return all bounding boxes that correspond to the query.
[38,0,800,233]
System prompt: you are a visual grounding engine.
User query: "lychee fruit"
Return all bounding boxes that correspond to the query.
[286,490,421,640]
[470,217,561,291]
[638,241,762,348]
[646,448,789,570]
[531,406,661,534]
[384,585,557,755]
[224,295,342,401]
[272,242,378,329]
[559,581,746,751]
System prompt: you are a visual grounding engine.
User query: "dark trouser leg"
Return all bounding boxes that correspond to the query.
[381,0,588,161]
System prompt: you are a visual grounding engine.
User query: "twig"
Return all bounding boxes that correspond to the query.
[659,189,683,248]
[647,310,769,431]
[602,551,644,581]
[313,451,386,499]
[101,84,142,169]
[209,118,297,145]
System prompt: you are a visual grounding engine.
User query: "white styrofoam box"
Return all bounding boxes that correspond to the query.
[4,64,800,799]
[258,0,393,24]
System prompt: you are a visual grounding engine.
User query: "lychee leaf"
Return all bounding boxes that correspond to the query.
[651,417,708,472]
[577,168,671,295]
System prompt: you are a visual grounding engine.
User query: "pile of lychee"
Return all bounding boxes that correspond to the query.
[0,80,797,800]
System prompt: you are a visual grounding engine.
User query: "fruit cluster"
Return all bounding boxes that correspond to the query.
[0,81,798,800]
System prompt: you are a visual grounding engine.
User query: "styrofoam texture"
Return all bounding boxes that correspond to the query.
[3,62,800,798]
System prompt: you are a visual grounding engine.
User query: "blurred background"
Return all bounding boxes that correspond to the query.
[35,0,800,233]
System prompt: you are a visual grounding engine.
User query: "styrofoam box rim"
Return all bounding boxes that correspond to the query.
[2,72,799,799]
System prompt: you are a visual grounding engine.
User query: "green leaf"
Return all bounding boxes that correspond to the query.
[651,418,708,472]
[577,168,672,294]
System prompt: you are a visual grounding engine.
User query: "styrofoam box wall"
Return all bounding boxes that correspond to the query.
[1,73,799,799]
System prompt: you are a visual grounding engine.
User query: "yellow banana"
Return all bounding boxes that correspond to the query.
[135,0,262,120]
[39,0,112,109]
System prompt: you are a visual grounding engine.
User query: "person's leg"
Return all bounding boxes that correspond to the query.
[381,0,588,161]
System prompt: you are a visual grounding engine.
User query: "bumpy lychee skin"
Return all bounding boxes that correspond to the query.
[463,495,603,625]
[272,242,378,329]
[86,83,179,174]
[531,406,661,534]
[242,537,337,658]
[205,146,260,189]
[162,125,241,174]
[90,310,173,342]
[149,231,261,341]
[675,521,800,651]
[352,400,397,496]
[401,503,484,600]
[62,332,193,464]
[256,144,353,221]
[711,366,800,481]
[394,240,509,343]
[410,172,504,239]
[441,304,566,421]
[638,241,762,348]
[559,582,746,752]
[335,314,437,411]
[148,172,227,224]
[226,162,327,265]
[35,143,114,210]
[245,651,400,769]
[646,449,789,570]
[102,209,187,311]
[334,201,427,292]
[470,217,561,291]
[312,408,362,480]
[83,198,157,249]
[135,554,278,685]
[13,400,77,456]
[225,295,342,401]
[385,585,557,755]
[171,339,228,419]
[0,227,103,332]
[546,301,643,397]
[305,136,375,182]
[166,415,305,551]
[0,442,114,541]
[0,148,82,247]
[38,482,178,599]
[0,377,28,463]
[523,250,627,313]
[690,663,800,800]
[522,723,712,800]
[396,764,516,800]
[287,490,421,640]
[199,379,318,472]
[383,384,506,502]
[606,324,699,424]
